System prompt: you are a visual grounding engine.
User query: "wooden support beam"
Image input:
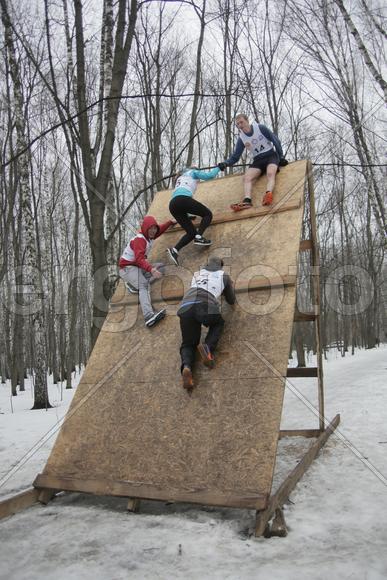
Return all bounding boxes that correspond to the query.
[34,474,268,510]
[286,367,318,378]
[165,200,302,233]
[294,310,317,322]
[38,489,57,505]
[127,498,141,512]
[307,160,325,430]
[279,429,321,439]
[255,414,340,537]
[299,239,313,251]
[0,488,40,521]
[269,507,288,537]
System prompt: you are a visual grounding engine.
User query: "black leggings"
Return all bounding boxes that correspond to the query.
[178,302,225,371]
[169,195,212,251]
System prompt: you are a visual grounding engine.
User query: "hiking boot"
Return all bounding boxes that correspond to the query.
[125,282,139,294]
[145,309,166,328]
[194,235,211,246]
[197,343,215,368]
[167,247,179,266]
[182,367,194,390]
[262,191,273,206]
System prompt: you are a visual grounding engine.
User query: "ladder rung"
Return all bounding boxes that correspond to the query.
[286,367,318,378]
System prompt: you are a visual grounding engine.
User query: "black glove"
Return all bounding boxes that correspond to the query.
[217,162,227,171]
[279,158,288,167]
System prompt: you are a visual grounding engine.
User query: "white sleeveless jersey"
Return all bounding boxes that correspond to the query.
[174,171,198,195]
[239,122,274,159]
[191,268,225,299]
[120,233,153,262]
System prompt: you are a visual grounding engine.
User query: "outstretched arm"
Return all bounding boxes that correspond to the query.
[191,167,220,181]
[224,137,244,166]
[157,220,174,236]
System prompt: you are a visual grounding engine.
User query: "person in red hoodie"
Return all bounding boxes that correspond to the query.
[119,216,174,327]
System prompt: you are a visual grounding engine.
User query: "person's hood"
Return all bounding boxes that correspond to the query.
[202,256,224,271]
[140,215,159,239]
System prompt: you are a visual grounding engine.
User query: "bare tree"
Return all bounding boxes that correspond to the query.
[332,0,387,101]
[1,0,51,408]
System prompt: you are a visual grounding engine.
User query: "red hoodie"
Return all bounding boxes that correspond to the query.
[118,215,173,272]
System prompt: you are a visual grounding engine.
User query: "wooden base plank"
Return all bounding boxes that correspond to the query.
[279,429,321,439]
[0,488,40,520]
[34,474,268,510]
[255,414,340,537]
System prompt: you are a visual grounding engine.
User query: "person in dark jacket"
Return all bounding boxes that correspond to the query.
[217,113,288,210]
[177,256,236,390]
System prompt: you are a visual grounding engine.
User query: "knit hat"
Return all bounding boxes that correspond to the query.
[205,256,224,271]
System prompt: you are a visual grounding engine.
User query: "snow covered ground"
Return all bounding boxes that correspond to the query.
[0,346,386,580]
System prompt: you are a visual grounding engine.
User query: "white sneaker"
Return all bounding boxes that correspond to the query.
[145,309,166,328]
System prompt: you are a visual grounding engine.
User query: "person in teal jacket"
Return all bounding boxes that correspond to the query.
[166,166,223,266]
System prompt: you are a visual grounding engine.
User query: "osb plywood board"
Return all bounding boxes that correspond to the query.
[38,161,308,508]
[149,159,307,221]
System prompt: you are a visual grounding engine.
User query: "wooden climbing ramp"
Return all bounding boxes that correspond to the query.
[32,160,340,536]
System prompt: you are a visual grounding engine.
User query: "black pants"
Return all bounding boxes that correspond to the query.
[169,195,212,251]
[178,302,225,371]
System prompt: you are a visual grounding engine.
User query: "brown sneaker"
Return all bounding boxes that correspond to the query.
[197,343,215,368]
[182,367,194,390]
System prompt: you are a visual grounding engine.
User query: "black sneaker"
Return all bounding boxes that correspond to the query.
[145,309,166,328]
[167,247,179,266]
[125,282,139,294]
[194,235,211,246]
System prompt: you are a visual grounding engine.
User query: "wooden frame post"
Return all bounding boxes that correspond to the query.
[255,414,340,537]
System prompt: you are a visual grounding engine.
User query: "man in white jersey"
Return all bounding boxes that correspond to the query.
[217,114,288,210]
[176,256,235,391]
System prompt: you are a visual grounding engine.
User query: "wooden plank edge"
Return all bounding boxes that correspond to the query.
[34,474,268,510]
[0,488,40,521]
[110,275,297,308]
[279,429,321,439]
[299,239,313,251]
[286,367,318,378]
[255,413,341,537]
[294,310,317,322]
[165,200,302,233]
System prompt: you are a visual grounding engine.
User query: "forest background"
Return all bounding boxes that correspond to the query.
[0,0,385,408]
